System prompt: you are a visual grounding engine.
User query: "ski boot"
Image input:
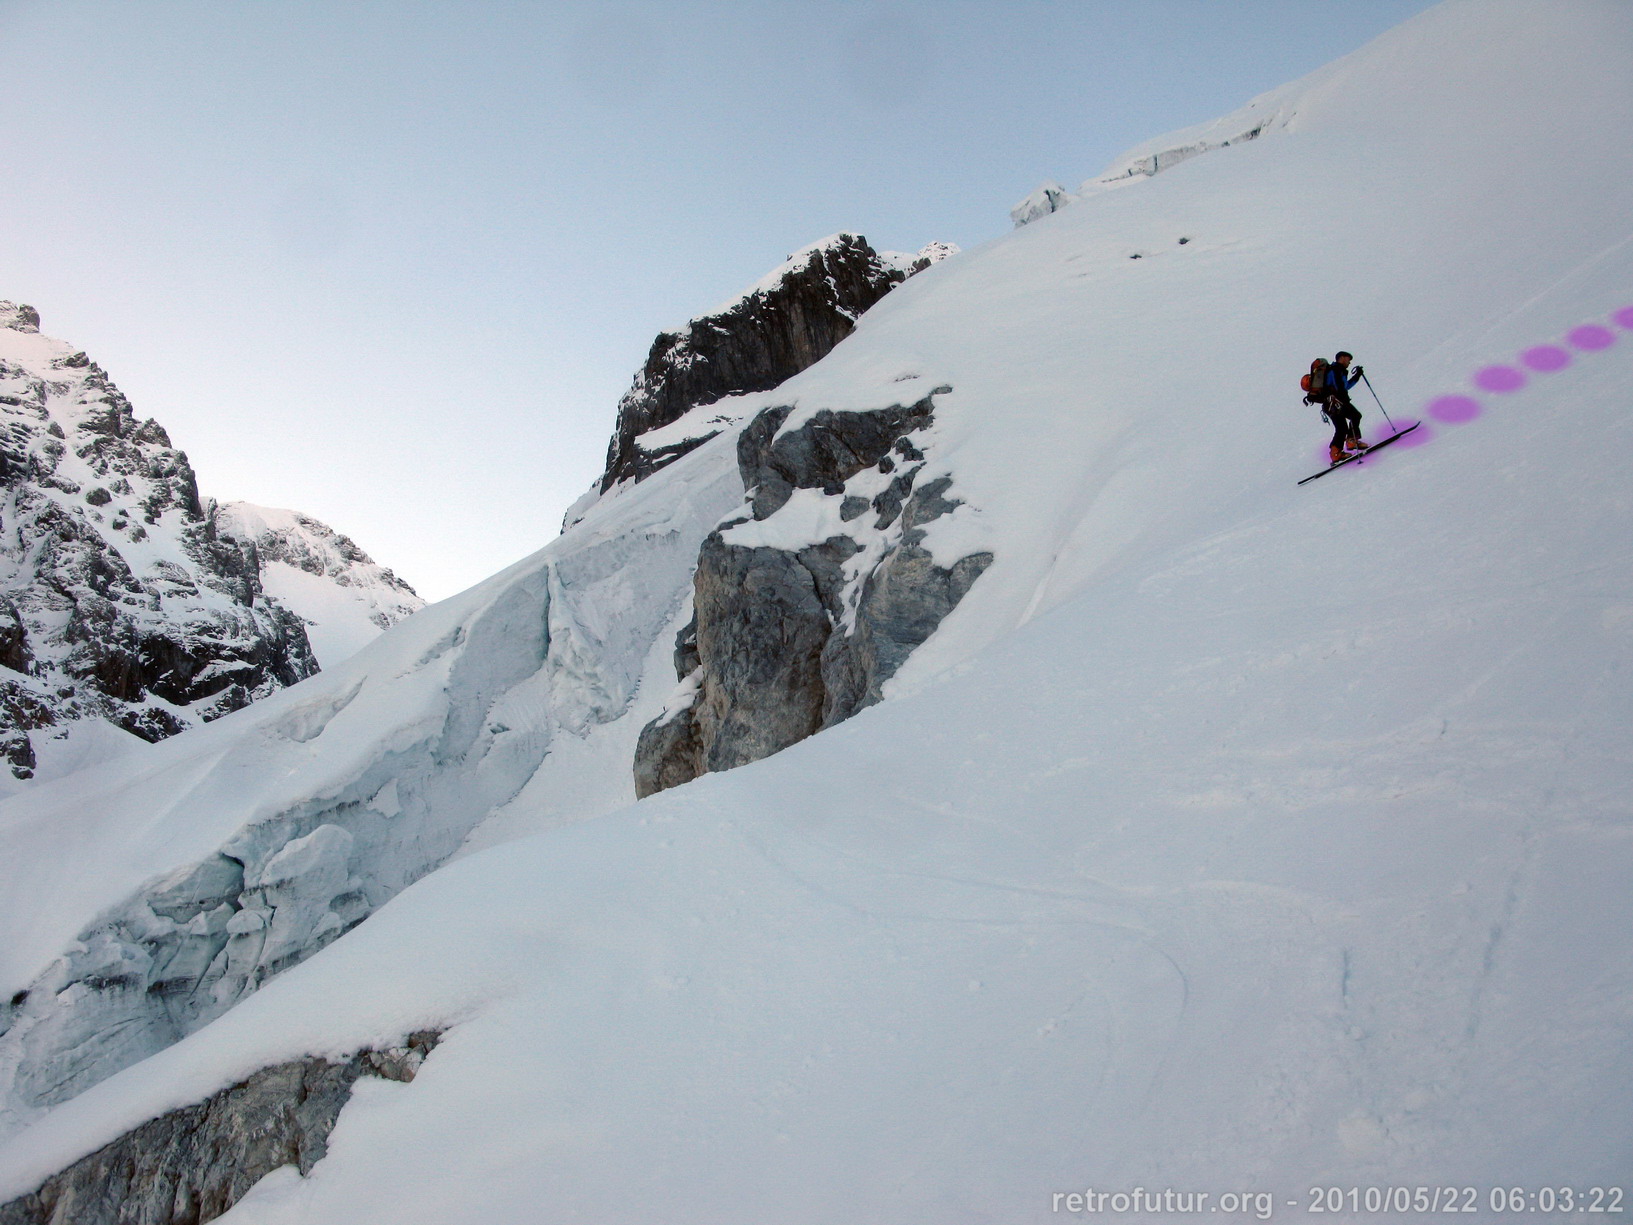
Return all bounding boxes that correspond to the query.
[1329,444,1345,465]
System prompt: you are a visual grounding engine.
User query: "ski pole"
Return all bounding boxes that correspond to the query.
[1359,370,1397,432]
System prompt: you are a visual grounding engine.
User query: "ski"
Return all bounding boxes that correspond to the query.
[1297,422,1421,485]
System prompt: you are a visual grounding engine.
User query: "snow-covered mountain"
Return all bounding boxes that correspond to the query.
[3,1,1632,1221]
[0,307,421,795]
[0,304,318,786]
[211,503,423,670]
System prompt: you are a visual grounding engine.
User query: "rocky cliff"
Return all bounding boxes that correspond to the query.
[579,232,991,795]
[0,304,418,788]
[635,384,991,797]
[0,302,317,777]
[0,1032,439,1225]
[593,234,955,498]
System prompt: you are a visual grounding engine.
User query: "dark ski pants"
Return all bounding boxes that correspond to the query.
[1326,400,1362,446]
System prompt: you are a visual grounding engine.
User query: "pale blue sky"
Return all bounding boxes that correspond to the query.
[0,0,1437,599]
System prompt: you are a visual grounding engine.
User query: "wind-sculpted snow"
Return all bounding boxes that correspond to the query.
[1012,96,1284,225]
[0,435,745,1138]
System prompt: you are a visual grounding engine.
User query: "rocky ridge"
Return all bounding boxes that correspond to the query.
[213,502,424,668]
[0,1031,440,1225]
[0,302,317,776]
[587,231,992,795]
[591,234,955,501]
[0,303,418,787]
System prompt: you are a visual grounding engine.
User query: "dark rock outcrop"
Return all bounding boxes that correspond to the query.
[0,301,324,774]
[0,1032,441,1225]
[599,235,946,493]
[818,475,992,722]
[635,388,992,797]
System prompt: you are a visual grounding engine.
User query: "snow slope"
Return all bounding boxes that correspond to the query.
[3,0,1633,1218]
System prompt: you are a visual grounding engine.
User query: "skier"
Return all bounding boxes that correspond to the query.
[1315,350,1366,465]
[1296,353,1420,485]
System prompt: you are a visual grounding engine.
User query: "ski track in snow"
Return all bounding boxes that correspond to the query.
[1303,304,1633,470]
[1415,304,1632,441]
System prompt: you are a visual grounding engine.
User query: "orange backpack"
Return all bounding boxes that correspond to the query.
[1300,358,1330,401]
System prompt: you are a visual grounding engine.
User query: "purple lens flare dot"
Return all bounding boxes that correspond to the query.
[1428,395,1481,424]
[1392,421,1432,447]
[1568,324,1615,351]
[1520,345,1571,373]
[1342,310,1628,462]
[1474,365,1526,392]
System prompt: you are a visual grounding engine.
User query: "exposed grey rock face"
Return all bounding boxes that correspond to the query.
[0,302,320,773]
[0,1031,440,1225]
[819,475,992,722]
[1,305,41,333]
[598,235,950,494]
[635,388,992,797]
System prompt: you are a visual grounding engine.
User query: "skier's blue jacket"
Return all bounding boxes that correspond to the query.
[1322,364,1361,403]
